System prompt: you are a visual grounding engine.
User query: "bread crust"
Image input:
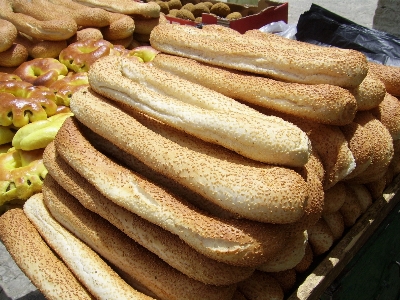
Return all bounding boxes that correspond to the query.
[54,116,290,266]
[368,62,400,97]
[43,141,257,284]
[343,111,394,184]
[69,87,308,224]
[0,0,77,41]
[349,69,386,111]
[23,193,152,299]
[0,19,17,52]
[149,24,368,88]
[0,208,93,300]
[371,92,400,141]
[73,0,160,18]
[151,53,358,126]
[88,55,311,167]
[42,175,237,299]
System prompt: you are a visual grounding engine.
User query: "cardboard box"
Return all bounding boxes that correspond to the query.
[165,0,288,34]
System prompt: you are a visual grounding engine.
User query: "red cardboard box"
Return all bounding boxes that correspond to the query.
[165,0,288,34]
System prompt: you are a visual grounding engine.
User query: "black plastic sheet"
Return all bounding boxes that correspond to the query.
[295,4,400,66]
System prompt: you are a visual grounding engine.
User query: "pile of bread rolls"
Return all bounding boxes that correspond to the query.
[0,0,165,68]
[1,22,400,300]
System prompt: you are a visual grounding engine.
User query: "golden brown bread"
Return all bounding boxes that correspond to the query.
[322,211,345,241]
[370,92,400,141]
[340,120,374,180]
[79,124,239,219]
[307,218,334,256]
[43,141,256,285]
[254,108,355,190]
[270,268,297,294]
[349,69,386,110]
[0,19,17,52]
[322,182,347,214]
[238,270,284,300]
[150,23,368,88]
[0,208,94,300]
[339,185,362,227]
[73,0,160,18]
[54,117,290,266]
[23,193,154,300]
[42,175,237,300]
[88,55,311,167]
[286,156,325,231]
[294,242,313,273]
[343,111,394,184]
[151,53,358,126]
[346,183,373,213]
[69,87,309,224]
[368,62,400,96]
[0,0,78,41]
[256,230,308,273]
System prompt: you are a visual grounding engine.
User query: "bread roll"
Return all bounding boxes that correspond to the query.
[287,157,325,231]
[42,175,237,300]
[151,53,358,126]
[340,120,374,180]
[88,55,311,167]
[344,111,394,184]
[79,124,238,219]
[345,183,372,213]
[307,218,334,256]
[238,271,284,300]
[294,242,313,273]
[54,117,290,266]
[69,87,308,224]
[349,69,386,111]
[270,268,297,294]
[368,62,400,96]
[150,23,368,88]
[0,208,93,300]
[43,141,255,285]
[339,185,362,227]
[253,108,355,190]
[322,211,345,241]
[370,92,400,141]
[23,193,154,300]
[256,230,308,273]
[322,182,347,214]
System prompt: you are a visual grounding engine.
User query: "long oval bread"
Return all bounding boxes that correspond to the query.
[54,116,291,266]
[0,208,94,300]
[88,55,311,167]
[42,175,237,299]
[149,23,368,88]
[43,141,257,284]
[23,193,154,300]
[151,53,358,126]
[69,87,308,224]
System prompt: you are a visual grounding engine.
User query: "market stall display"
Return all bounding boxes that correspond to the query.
[0,1,399,299]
